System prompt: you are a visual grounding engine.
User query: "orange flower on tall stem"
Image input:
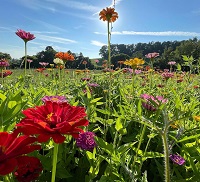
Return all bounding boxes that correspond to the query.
[99,7,118,69]
[55,52,74,62]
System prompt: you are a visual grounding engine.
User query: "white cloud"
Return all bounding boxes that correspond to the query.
[111,0,123,7]
[94,31,200,37]
[91,40,105,47]
[46,0,99,12]
[35,34,77,44]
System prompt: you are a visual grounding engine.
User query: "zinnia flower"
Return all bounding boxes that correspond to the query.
[41,95,68,104]
[99,7,118,22]
[81,77,91,81]
[169,154,185,165]
[15,29,35,42]
[53,58,64,65]
[124,58,145,69]
[76,132,97,151]
[168,61,176,65]
[0,130,41,176]
[0,59,9,68]
[161,72,174,79]
[14,156,43,182]
[145,52,159,59]
[55,52,74,62]
[16,101,89,143]
[0,70,12,78]
[140,94,168,111]
[39,62,49,67]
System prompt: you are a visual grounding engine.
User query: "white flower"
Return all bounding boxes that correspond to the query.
[53,58,64,65]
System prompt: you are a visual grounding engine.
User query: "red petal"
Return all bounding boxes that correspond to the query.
[0,158,17,175]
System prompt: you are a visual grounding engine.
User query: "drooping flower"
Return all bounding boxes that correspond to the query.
[140,94,168,111]
[169,154,185,165]
[99,7,118,22]
[14,156,42,182]
[41,95,68,104]
[76,132,97,151]
[16,101,89,143]
[0,130,41,176]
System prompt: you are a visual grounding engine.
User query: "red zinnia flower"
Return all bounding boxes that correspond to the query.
[15,29,35,43]
[0,130,41,176]
[16,101,89,143]
[0,70,12,78]
[14,156,43,182]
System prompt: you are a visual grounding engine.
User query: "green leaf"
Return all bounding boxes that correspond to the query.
[90,97,103,104]
[115,117,123,131]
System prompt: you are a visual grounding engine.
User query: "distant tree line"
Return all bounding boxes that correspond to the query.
[99,37,200,70]
[1,37,200,70]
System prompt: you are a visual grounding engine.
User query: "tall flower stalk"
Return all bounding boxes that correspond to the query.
[15,29,35,77]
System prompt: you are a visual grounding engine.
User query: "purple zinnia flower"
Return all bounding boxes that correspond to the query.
[76,132,97,151]
[170,154,185,165]
[41,95,68,104]
[81,77,91,81]
[0,60,9,68]
[88,83,100,87]
[161,72,174,79]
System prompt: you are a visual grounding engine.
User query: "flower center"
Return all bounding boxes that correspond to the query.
[0,145,6,154]
[46,112,53,122]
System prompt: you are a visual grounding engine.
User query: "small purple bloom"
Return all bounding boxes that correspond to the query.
[170,154,185,165]
[0,59,9,67]
[81,77,91,81]
[162,72,174,79]
[88,83,100,87]
[134,69,142,74]
[41,95,68,103]
[76,132,97,151]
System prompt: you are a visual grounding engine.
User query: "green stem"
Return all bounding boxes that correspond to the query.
[24,42,27,77]
[162,133,170,182]
[107,21,111,69]
[132,124,147,169]
[1,68,3,85]
[51,143,59,182]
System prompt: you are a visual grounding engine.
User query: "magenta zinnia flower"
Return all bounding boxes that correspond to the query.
[170,154,185,165]
[16,101,89,143]
[140,94,168,111]
[76,132,97,151]
[14,156,43,182]
[15,29,35,42]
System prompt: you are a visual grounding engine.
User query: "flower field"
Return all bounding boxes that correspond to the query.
[0,4,200,182]
[0,65,200,182]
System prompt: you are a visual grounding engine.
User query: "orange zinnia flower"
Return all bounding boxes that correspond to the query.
[99,7,118,22]
[55,52,74,62]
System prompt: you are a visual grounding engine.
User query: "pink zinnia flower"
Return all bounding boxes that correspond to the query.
[161,72,174,79]
[27,59,33,63]
[15,29,35,42]
[145,52,159,59]
[168,61,176,65]
[0,59,9,68]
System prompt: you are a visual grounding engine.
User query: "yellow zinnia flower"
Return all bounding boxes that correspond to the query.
[194,116,200,122]
[124,58,145,68]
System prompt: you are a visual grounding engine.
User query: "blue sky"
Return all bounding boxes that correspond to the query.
[0,0,200,59]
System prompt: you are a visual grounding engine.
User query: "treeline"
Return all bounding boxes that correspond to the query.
[0,46,95,70]
[99,37,200,69]
[1,37,200,70]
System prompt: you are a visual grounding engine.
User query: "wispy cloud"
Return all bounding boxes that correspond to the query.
[46,0,100,12]
[94,31,200,37]
[35,34,77,44]
[111,0,123,7]
[91,40,105,47]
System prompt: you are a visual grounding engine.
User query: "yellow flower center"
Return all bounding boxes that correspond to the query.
[46,112,53,122]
